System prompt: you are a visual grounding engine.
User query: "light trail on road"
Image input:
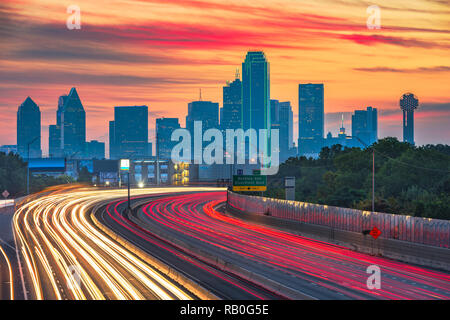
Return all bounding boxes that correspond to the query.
[12,187,219,300]
[0,244,14,300]
[133,192,450,300]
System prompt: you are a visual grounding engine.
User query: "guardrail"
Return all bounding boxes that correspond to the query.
[227,191,450,249]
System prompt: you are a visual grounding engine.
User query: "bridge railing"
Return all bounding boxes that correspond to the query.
[227,191,450,249]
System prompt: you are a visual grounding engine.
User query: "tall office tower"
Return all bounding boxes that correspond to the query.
[400,93,419,145]
[242,51,271,160]
[109,121,116,159]
[110,105,149,159]
[298,83,324,156]
[85,140,105,159]
[156,118,180,160]
[17,97,42,159]
[352,106,378,147]
[270,99,280,125]
[48,95,67,158]
[186,99,219,163]
[48,125,60,158]
[279,101,294,159]
[221,71,242,130]
[59,88,86,158]
[186,100,219,132]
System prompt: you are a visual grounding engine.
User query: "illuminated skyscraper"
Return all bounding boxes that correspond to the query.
[242,51,271,159]
[17,97,41,159]
[400,93,419,145]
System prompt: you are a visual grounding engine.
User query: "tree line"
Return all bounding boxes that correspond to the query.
[264,138,450,220]
[0,152,75,198]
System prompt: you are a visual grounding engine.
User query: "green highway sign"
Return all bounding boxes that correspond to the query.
[233,175,267,192]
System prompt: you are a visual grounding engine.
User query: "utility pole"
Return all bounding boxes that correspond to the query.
[352,136,375,213]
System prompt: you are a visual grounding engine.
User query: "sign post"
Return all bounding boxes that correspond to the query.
[285,177,295,200]
[2,190,9,209]
[120,159,131,211]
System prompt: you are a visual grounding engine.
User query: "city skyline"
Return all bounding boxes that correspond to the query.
[1,0,449,155]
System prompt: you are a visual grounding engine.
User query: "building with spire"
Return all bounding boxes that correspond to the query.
[324,114,359,149]
[17,97,42,159]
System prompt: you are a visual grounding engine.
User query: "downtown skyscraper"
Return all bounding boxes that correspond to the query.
[17,97,42,159]
[242,51,270,132]
[241,51,270,158]
[109,105,149,159]
[271,100,294,162]
[352,106,378,147]
[221,71,242,131]
[298,83,324,156]
[53,88,86,158]
[186,99,219,160]
[156,118,180,160]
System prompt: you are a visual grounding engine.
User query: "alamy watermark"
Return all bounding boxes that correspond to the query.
[366,265,381,290]
[366,5,381,30]
[67,265,82,290]
[171,121,280,175]
[66,5,81,30]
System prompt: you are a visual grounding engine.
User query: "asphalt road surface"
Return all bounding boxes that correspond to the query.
[122,191,450,300]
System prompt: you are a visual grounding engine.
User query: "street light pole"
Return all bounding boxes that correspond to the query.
[128,171,131,211]
[26,136,39,195]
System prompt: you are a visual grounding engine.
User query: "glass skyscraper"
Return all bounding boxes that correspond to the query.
[352,106,378,147]
[242,51,270,133]
[186,100,219,133]
[242,51,271,161]
[279,101,294,160]
[48,95,67,158]
[221,72,242,130]
[110,106,149,159]
[298,83,324,156]
[59,88,86,158]
[17,97,41,159]
[156,118,180,160]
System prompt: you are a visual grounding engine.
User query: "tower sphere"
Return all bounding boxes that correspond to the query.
[400,93,419,112]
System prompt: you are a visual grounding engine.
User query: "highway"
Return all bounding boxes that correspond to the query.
[97,194,285,300]
[119,191,450,300]
[12,187,222,300]
[9,187,450,300]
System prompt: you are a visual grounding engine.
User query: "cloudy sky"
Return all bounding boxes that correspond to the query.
[0,0,449,155]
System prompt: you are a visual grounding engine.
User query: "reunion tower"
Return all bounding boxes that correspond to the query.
[400,93,419,145]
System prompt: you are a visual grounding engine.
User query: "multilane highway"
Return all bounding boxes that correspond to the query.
[12,187,223,300]
[110,191,450,300]
[9,187,450,300]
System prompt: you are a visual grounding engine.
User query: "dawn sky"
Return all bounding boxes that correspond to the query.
[1,0,449,156]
